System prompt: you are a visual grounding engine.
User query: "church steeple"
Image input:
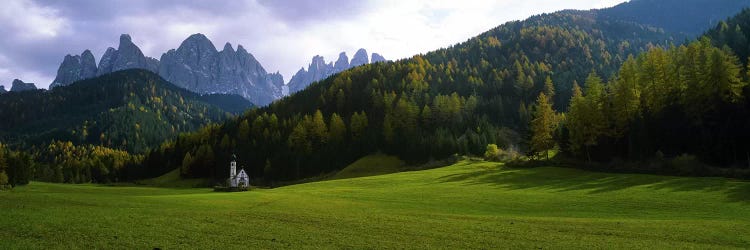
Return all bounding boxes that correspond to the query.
[230,154,237,178]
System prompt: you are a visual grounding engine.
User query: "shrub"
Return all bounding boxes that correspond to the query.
[484,144,521,162]
[0,172,10,190]
[669,154,705,175]
[484,144,501,161]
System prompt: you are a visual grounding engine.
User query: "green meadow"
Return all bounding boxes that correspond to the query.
[1,160,749,249]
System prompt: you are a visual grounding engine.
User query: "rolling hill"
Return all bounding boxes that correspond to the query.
[0,69,253,153]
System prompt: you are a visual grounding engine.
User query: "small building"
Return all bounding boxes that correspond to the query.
[228,154,249,188]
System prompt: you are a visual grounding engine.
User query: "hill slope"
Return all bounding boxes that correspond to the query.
[0,69,252,153]
[144,1,750,182]
[1,161,748,248]
[331,154,406,180]
[600,0,750,37]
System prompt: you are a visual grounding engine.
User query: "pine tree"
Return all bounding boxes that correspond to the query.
[336,89,346,113]
[263,159,273,180]
[708,47,744,103]
[518,102,530,129]
[421,105,433,128]
[328,113,347,145]
[288,123,311,154]
[310,110,329,145]
[195,145,215,172]
[220,134,231,150]
[350,111,369,141]
[578,72,609,161]
[544,75,555,100]
[566,82,587,158]
[611,55,641,137]
[237,119,250,140]
[383,113,395,145]
[530,93,556,160]
[640,47,671,113]
[181,152,193,177]
[0,143,7,187]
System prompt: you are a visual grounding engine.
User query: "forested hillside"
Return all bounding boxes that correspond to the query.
[0,69,256,185]
[705,7,750,62]
[0,69,251,153]
[549,9,750,175]
[599,0,750,37]
[140,2,750,183]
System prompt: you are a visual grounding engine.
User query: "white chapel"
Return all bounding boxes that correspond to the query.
[229,154,249,188]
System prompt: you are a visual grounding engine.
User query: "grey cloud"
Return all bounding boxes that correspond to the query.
[35,0,255,21]
[256,0,370,25]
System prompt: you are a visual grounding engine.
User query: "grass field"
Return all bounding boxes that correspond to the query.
[1,160,749,249]
[133,168,211,188]
[331,153,406,180]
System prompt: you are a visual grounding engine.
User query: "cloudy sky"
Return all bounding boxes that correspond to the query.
[0,0,626,89]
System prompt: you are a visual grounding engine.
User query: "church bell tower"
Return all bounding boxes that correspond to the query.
[230,154,237,178]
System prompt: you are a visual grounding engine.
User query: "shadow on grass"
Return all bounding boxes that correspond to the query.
[436,165,750,203]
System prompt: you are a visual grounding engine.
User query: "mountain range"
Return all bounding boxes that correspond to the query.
[287,48,388,94]
[48,34,385,105]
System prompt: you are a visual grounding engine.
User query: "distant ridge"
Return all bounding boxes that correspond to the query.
[287,48,387,94]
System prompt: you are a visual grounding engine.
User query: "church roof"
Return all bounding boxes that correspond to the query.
[237,169,248,176]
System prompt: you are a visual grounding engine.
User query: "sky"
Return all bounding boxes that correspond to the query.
[0,0,627,90]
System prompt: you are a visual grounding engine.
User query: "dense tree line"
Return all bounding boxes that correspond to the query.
[550,16,750,173]
[31,141,143,183]
[0,143,33,188]
[1,141,143,185]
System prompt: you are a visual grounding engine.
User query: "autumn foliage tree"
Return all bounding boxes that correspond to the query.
[530,93,556,160]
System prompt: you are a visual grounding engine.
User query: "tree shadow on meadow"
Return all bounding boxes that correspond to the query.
[436,165,750,203]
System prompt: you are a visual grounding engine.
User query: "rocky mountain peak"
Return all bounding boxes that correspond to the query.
[119,34,132,44]
[287,49,386,95]
[181,33,217,52]
[117,34,137,52]
[10,79,37,92]
[159,35,282,105]
[236,45,249,55]
[0,85,6,93]
[311,55,327,68]
[186,33,209,42]
[334,52,350,72]
[371,53,387,63]
[350,48,369,67]
[223,42,234,52]
[96,34,159,76]
[50,49,98,88]
[268,71,285,89]
[81,49,94,59]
